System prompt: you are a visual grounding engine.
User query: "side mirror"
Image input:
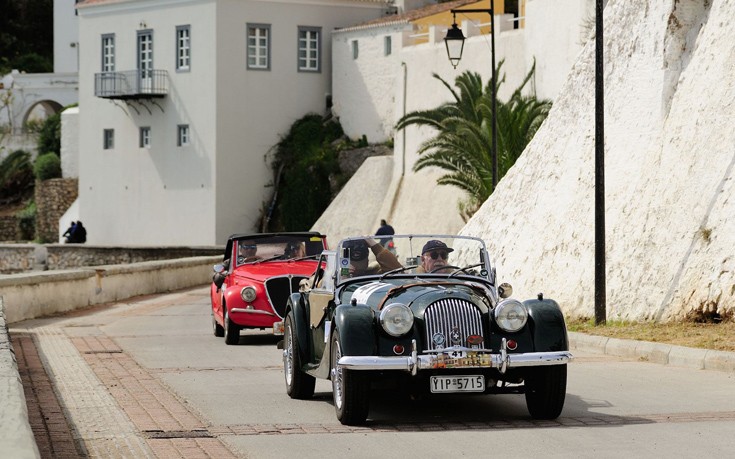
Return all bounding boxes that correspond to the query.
[213,264,226,289]
[498,282,513,299]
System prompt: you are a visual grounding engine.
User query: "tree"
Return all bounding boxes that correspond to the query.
[396,60,552,220]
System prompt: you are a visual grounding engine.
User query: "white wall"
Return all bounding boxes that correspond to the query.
[60,106,79,178]
[77,1,218,246]
[54,0,80,73]
[524,0,593,100]
[77,0,386,246]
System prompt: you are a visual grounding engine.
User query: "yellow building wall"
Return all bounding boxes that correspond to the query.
[412,0,523,45]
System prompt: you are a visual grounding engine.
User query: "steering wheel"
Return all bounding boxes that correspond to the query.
[430,265,461,273]
[379,265,416,280]
[447,263,483,278]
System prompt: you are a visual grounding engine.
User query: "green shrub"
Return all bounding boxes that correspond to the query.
[265,114,344,231]
[16,201,36,241]
[36,112,61,156]
[34,152,61,181]
[0,149,34,199]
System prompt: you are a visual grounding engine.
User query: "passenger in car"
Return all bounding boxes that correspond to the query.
[344,237,402,277]
[284,241,306,259]
[415,239,454,273]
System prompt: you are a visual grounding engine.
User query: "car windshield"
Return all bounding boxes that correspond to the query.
[335,235,491,284]
[235,235,324,267]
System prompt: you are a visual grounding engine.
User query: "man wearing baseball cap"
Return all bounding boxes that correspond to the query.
[416,239,454,273]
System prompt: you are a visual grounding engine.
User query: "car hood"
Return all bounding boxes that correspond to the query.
[346,280,491,316]
[231,260,317,282]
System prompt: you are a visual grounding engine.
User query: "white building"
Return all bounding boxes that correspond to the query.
[316,0,592,241]
[75,0,389,245]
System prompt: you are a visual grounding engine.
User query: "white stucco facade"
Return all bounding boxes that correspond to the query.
[54,0,80,73]
[76,0,387,246]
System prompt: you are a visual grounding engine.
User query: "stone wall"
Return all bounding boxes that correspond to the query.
[0,244,222,274]
[0,216,19,241]
[0,246,35,274]
[45,245,223,270]
[35,178,77,243]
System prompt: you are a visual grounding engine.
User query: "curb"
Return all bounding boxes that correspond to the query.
[0,296,41,459]
[568,331,735,373]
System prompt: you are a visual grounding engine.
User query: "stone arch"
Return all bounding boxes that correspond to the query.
[21,99,64,129]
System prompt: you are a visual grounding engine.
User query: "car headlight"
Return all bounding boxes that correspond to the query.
[494,299,528,332]
[380,303,414,337]
[240,286,257,302]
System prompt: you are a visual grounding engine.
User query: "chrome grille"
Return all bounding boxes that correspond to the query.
[424,298,485,350]
[264,275,306,318]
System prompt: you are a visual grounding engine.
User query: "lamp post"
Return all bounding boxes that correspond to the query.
[444,7,498,188]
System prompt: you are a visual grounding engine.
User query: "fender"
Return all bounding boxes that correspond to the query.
[286,292,311,364]
[333,304,376,356]
[524,298,569,352]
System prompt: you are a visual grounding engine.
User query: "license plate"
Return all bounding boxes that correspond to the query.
[430,375,485,393]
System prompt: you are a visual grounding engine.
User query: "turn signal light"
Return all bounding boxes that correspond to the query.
[507,339,518,350]
[393,344,405,355]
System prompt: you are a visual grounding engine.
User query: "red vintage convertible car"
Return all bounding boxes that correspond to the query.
[211,232,328,345]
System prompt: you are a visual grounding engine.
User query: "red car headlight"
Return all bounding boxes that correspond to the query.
[240,286,257,302]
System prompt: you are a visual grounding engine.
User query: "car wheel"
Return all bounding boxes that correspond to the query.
[224,309,240,345]
[284,315,315,399]
[331,332,370,425]
[524,364,567,419]
[212,309,224,337]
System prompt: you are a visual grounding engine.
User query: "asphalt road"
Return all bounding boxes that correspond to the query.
[11,286,735,458]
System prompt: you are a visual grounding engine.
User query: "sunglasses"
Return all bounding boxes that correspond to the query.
[428,250,448,260]
[241,244,257,249]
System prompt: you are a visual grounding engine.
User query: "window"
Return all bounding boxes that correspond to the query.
[247,24,270,70]
[177,124,189,146]
[352,40,358,60]
[297,26,321,72]
[140,127,151,148]
[384,36,392,56]
[138,30,153,92]
[103,129,114,149]
[176,25,191,71]
[101,34,115,72]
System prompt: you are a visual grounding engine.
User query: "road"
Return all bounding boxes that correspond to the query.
[11,286,735,458]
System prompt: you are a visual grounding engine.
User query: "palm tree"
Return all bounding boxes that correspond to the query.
[396,60,551,220]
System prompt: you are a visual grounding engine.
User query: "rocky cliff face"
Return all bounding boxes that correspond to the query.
[461,0,734,322]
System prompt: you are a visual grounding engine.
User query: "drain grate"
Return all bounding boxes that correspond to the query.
[143,429,213,439]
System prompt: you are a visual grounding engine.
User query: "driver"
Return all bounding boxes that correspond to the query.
[237,241,260,263]
[416,239,454,273]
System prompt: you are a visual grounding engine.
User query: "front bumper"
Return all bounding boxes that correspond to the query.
[337,338,572,376]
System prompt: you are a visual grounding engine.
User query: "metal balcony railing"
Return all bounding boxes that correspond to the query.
[94,70,168,99]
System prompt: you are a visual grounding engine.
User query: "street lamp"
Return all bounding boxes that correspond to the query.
[444,7,498,188]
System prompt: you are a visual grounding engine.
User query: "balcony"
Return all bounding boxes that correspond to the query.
[94,70,168,100]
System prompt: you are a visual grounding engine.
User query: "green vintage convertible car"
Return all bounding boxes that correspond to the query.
[280,234,572,425]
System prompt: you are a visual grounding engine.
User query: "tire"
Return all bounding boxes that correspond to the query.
[524,364,567,419]
[331,332,370,425]
[224,309,240,345]
[284,315,315,399]
[212,309,224,337]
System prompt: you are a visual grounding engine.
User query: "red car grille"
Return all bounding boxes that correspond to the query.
[264,275,307,318]
[424,298,485,350]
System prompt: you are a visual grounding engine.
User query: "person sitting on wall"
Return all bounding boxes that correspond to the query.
[63,221,76,243]
[66,221,87,243]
